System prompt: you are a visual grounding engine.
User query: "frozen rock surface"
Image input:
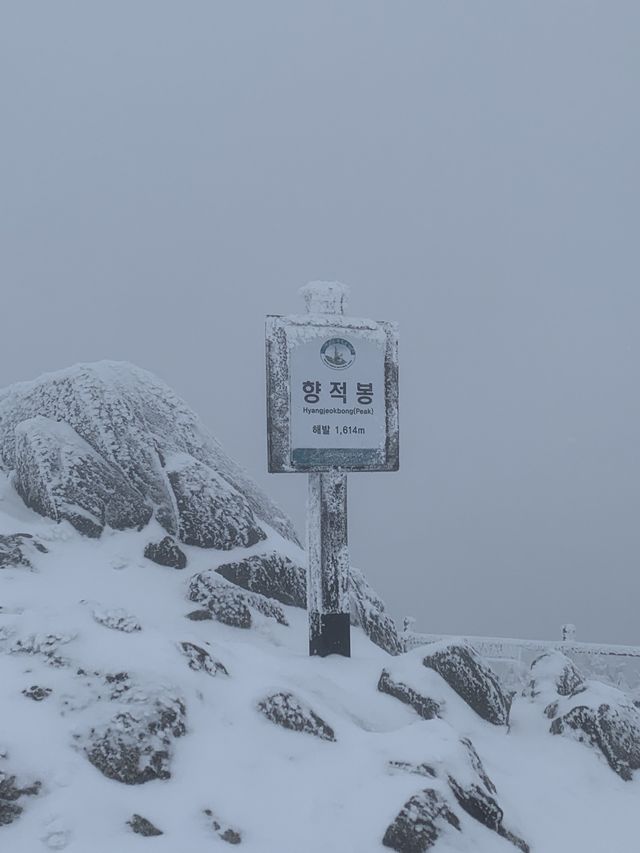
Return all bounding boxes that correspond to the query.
[523,652,640,780]
[80,693,187,784]
[0,361,297,545]
[378,669,441,720]
[0,533,47,568]
[215,552,402,654]
[350,567,403,655]
[422,642,511,725]
[127,815,163,836]
[216,552,306,608]
[382,788,460,852]
[0,763,40,827]
[257,691,335,741]
[388,729,528,852]
[189,569,288,628]
[14,417,153,538]
[178,641,228,677]
[144,536,187,570]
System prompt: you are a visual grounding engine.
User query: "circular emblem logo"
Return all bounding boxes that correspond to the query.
[320,337,356,370]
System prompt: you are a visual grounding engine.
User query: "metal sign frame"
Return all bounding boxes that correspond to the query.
[266,313,399,474]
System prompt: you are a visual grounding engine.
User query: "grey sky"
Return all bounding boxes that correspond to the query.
[2,2,639,644]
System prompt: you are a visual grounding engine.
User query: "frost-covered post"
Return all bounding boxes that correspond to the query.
[265,281,399,658]
[302,283,351,657]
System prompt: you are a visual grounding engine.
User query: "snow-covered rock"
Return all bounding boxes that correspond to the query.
[257,691,336,741]
[382,788,460,852]
[178,641,228,677]
[14,417,153,538]
[523,652,640,780]
[79,692,187,785]
[215,552,402,654]
[144,536,187,569]
[188,569,288,628]
[422,641,511,726]
[378,669,441,720]
[0,361,297,545]
[215,552,307,608]
[0,532,47,569]
[0,764,40,827]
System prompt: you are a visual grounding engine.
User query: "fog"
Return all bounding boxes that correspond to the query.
[2,2,639,644]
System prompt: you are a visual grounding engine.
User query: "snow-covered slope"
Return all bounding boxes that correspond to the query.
[1,364,639,852]
[2,475,640,852]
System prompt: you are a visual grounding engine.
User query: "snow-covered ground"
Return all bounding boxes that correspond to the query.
[1,473,639,853]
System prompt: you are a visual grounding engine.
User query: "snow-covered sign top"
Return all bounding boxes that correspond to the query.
[265,312,399,473]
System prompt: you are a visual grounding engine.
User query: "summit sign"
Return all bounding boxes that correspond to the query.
[266,310,398,473]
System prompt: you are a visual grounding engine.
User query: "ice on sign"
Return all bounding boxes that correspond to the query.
[289,331,386,467]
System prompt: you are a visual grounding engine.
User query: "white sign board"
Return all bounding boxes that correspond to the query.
[266,314,399,472]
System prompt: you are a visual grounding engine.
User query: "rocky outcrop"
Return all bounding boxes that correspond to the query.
[550,699,640,781]
[0,361,298,544]
[14,417,153,538]
[188,569,288,629]
[422,642,511,725]
[144,536,187,569]
[522,651,640,781]
[214,552,402,655]
[216,552,306,608]
[80,693,186,784]
[388,734,528,852]
[377,669,441,720]
[382,788,460,852]
[0,533,47,569]
[257,691,335,741]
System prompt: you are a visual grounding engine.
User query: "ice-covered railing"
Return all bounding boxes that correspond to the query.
[401,621,640,694]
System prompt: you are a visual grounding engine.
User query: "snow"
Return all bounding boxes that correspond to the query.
[1,471,639,851]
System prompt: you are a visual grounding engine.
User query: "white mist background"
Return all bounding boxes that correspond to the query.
[1,2,639,644]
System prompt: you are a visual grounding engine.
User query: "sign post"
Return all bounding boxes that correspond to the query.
[266,282,398,657]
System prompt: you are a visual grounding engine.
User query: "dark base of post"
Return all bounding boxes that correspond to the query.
[309,611,351,657]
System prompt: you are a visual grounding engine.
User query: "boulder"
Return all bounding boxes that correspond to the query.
[81,693,186,784]
[216,552,306,608]
[14,417,153,538]
[0,533,47,569]
[144,536,187,569]
[22,685,52,701]
[377,669,441,720]
[0,361,298,544]
[127,814,163,836]
[382,788,460,852]
[422,642,510,725]
[92,606,141,633]
[189,569,288,629]
[388,734,528,852]
[550,700,640,781]
[523,651,586,701]
[257,691,335,742]
[178,641,228,677]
